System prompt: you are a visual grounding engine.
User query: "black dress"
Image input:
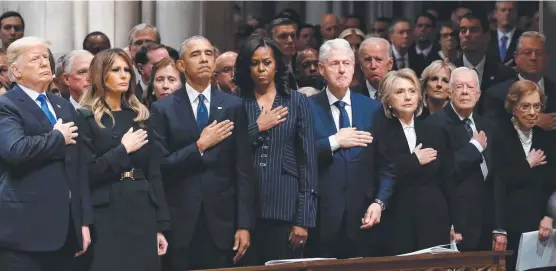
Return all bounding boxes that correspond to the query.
[75,108,170,271]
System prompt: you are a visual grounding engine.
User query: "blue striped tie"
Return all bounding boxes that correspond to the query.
[197,94,209,130]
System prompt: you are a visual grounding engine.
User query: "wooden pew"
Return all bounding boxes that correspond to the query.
[195,251,512,271]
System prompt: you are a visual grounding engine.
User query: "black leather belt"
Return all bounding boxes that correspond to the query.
[120,169,145,180]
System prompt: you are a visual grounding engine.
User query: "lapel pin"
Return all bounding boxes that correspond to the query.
[56,104,61,108]
[217,106,223,110]
[490,76,495,80]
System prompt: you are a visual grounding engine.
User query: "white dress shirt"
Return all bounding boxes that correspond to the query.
[19,83,57,119]
[326,88,352,152]
[185,82,211,120]
[415,44,433,57]
[462,54,486,86]
[365,80,378,100]
[516,128,533,156]
[399,117,417,153]
[518,74,545,90]
[451,103,488,179]
[69,96,80,110]
[392,47,409,69]
[497,28,516,51]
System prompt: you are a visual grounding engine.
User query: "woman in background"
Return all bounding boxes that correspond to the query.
[143,57,182,108]
[76,48,170,271]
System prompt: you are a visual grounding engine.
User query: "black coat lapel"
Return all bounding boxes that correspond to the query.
[208,87,226,123]
[174,87,200,136]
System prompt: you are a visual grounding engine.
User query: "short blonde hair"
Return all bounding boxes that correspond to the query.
[338,28,365,40]
[7,36,51,82]
[504,80,546,114]
[297,87,319,97]
[420,59,456,90]
[379,68,423,118]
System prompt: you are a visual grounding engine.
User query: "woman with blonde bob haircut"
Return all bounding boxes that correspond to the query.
[420,60,456,117]
[76,48,170,271]
[493,80,554,270]
[375,68,453,255]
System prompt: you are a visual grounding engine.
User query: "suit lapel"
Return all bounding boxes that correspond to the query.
[314,91,337,137]
[208,88,226,123]
[47,93,65,122]
[11,86,53,130]
[174,87,200,136]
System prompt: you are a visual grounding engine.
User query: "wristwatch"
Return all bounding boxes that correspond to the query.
[374,199,386,211]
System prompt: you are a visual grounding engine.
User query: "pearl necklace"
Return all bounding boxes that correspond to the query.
[512,118,533,147]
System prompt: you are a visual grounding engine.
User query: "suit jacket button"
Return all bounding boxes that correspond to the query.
[52,156,59,160]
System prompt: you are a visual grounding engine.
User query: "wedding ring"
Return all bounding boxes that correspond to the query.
[300,240,304,244]
[277,114,281,119]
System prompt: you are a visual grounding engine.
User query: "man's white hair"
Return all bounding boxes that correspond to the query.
[62,50,93,74]
[449,66,480,89]
[178,35,211,59]
[358,37,392,58]
[516,31,545,52]
[128,23,160,45]
[318,38,354,63]
[7,36,51,82]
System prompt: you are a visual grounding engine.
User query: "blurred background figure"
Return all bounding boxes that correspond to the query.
[83,31,111,55]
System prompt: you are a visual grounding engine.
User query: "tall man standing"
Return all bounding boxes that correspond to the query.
[0,37,92,270]
[151,36,254,271]
[307,39,394,258]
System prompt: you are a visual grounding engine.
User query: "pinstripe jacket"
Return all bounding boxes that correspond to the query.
[243,90,318,228]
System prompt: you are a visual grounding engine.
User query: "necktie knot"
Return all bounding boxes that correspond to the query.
[501,35,508,42]
[462,118,474,139]
[37,94,47,104]
[198,94,205,103]
[36,94,56,125]
[335,100,346,109]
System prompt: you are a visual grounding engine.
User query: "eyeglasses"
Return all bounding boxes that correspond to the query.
[517,103,542,112]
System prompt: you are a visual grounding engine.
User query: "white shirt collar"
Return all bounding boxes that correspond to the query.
[185,82,211,104]
[139,79,148,93]
[70,96,80,109]
[450,102,475,123]
[438,50,446,60]
[399,117,415,129]
[497,28,516,42]
[392,47,408,60]
[415,44,433,56]
[518,74,545,89]
[326,87,351,106]
[18,83,44,102]
[365,80,378,98]
[463,54,486,83]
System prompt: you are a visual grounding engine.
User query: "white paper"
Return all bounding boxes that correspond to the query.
[265,258,336,266]
[397,243,459,256]
[516,231,556,271]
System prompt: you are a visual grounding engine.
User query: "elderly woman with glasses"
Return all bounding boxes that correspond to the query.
[375,68,453,255]
[419,60,456,119]
[493,80,555,270]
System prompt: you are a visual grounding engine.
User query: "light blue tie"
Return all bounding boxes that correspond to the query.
[36,94,56,125]
[499,35,508,61]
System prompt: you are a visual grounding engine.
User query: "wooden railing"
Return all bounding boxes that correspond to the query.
[195,251,512,271]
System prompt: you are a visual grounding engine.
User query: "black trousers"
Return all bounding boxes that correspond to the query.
[169,209,232,271]
[0,216,78,271]
[246,219,303,266]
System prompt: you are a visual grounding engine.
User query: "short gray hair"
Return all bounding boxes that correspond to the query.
[318,38,354,63]
[516,31,545,52]
[178,35,211,59]
[55,53,68,79]
[62,50,93,74]
[7,36,51,82]
[449,67,480,89]
[128,23,161,45]
[359,37,392,58]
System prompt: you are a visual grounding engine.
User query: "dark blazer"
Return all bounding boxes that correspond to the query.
[150,87,255,250]
[351,82,378,99]
[244,90,317,227]
[453,55,516,114]
[487,29,523,67]
[493,119,554,234]
[135,82,144,101]
[0,85,92,251]
[426,104,501,250]
[406,43,442,77]
[307,91,394,243]
[377,116,452,254]
[484,77,556,121]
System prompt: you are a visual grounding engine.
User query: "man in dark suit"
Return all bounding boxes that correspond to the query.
[407,12,442,76]
[0,37,92,271]
[307,38,394,258]
[427,67,506,252]
[389,18,425,76]
[354,37,393,99]
[453,12,516,114]
[267,18,299,90]
[487,1,522,67]
[295,48,325,90]
[134,42,169,101]
[150,36,254,271]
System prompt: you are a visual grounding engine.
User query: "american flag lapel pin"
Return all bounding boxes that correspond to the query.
[57,104,61,108]
[218,106,223,110]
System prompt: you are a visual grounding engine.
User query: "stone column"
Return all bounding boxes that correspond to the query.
[365,1,394,31]
[203,1,235,52]
[141,0,156,25]
[305,1,328,26]
[156,1,202,51]
[113,1,140,48]
[540,1,556,82]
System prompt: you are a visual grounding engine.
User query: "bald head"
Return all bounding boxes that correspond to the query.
[321,14,339,40]
[214,51,238,94]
